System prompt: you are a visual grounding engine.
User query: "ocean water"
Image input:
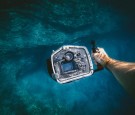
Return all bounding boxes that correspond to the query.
[0,0,135,115]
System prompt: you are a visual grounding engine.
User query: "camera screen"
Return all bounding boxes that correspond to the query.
[61,62,75,72]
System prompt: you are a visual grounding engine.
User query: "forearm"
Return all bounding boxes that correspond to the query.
[92,47,135,98]
[106,58,135,98]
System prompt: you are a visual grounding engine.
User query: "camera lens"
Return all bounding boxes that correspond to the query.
[65,52,74,61]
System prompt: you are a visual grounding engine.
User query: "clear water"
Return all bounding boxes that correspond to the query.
[0,0,135,115]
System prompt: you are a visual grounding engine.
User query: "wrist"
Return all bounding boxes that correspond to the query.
[105,57,116,68]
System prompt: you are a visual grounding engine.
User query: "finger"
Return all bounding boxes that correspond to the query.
[96,48,100,53]
[93,53,100,59]
[93,59,97,65]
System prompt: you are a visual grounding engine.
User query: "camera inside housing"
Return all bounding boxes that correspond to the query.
[51,45,93,83]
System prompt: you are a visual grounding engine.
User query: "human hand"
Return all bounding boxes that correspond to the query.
[92,48,111,66]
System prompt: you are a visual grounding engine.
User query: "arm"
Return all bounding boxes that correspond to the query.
[93,48,135,98]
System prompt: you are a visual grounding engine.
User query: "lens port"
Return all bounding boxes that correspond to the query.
[65,52,74,61]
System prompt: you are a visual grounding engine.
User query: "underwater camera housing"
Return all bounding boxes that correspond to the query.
[47,45,94,84]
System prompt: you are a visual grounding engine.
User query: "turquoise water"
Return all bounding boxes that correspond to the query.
[0,0,135,115]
